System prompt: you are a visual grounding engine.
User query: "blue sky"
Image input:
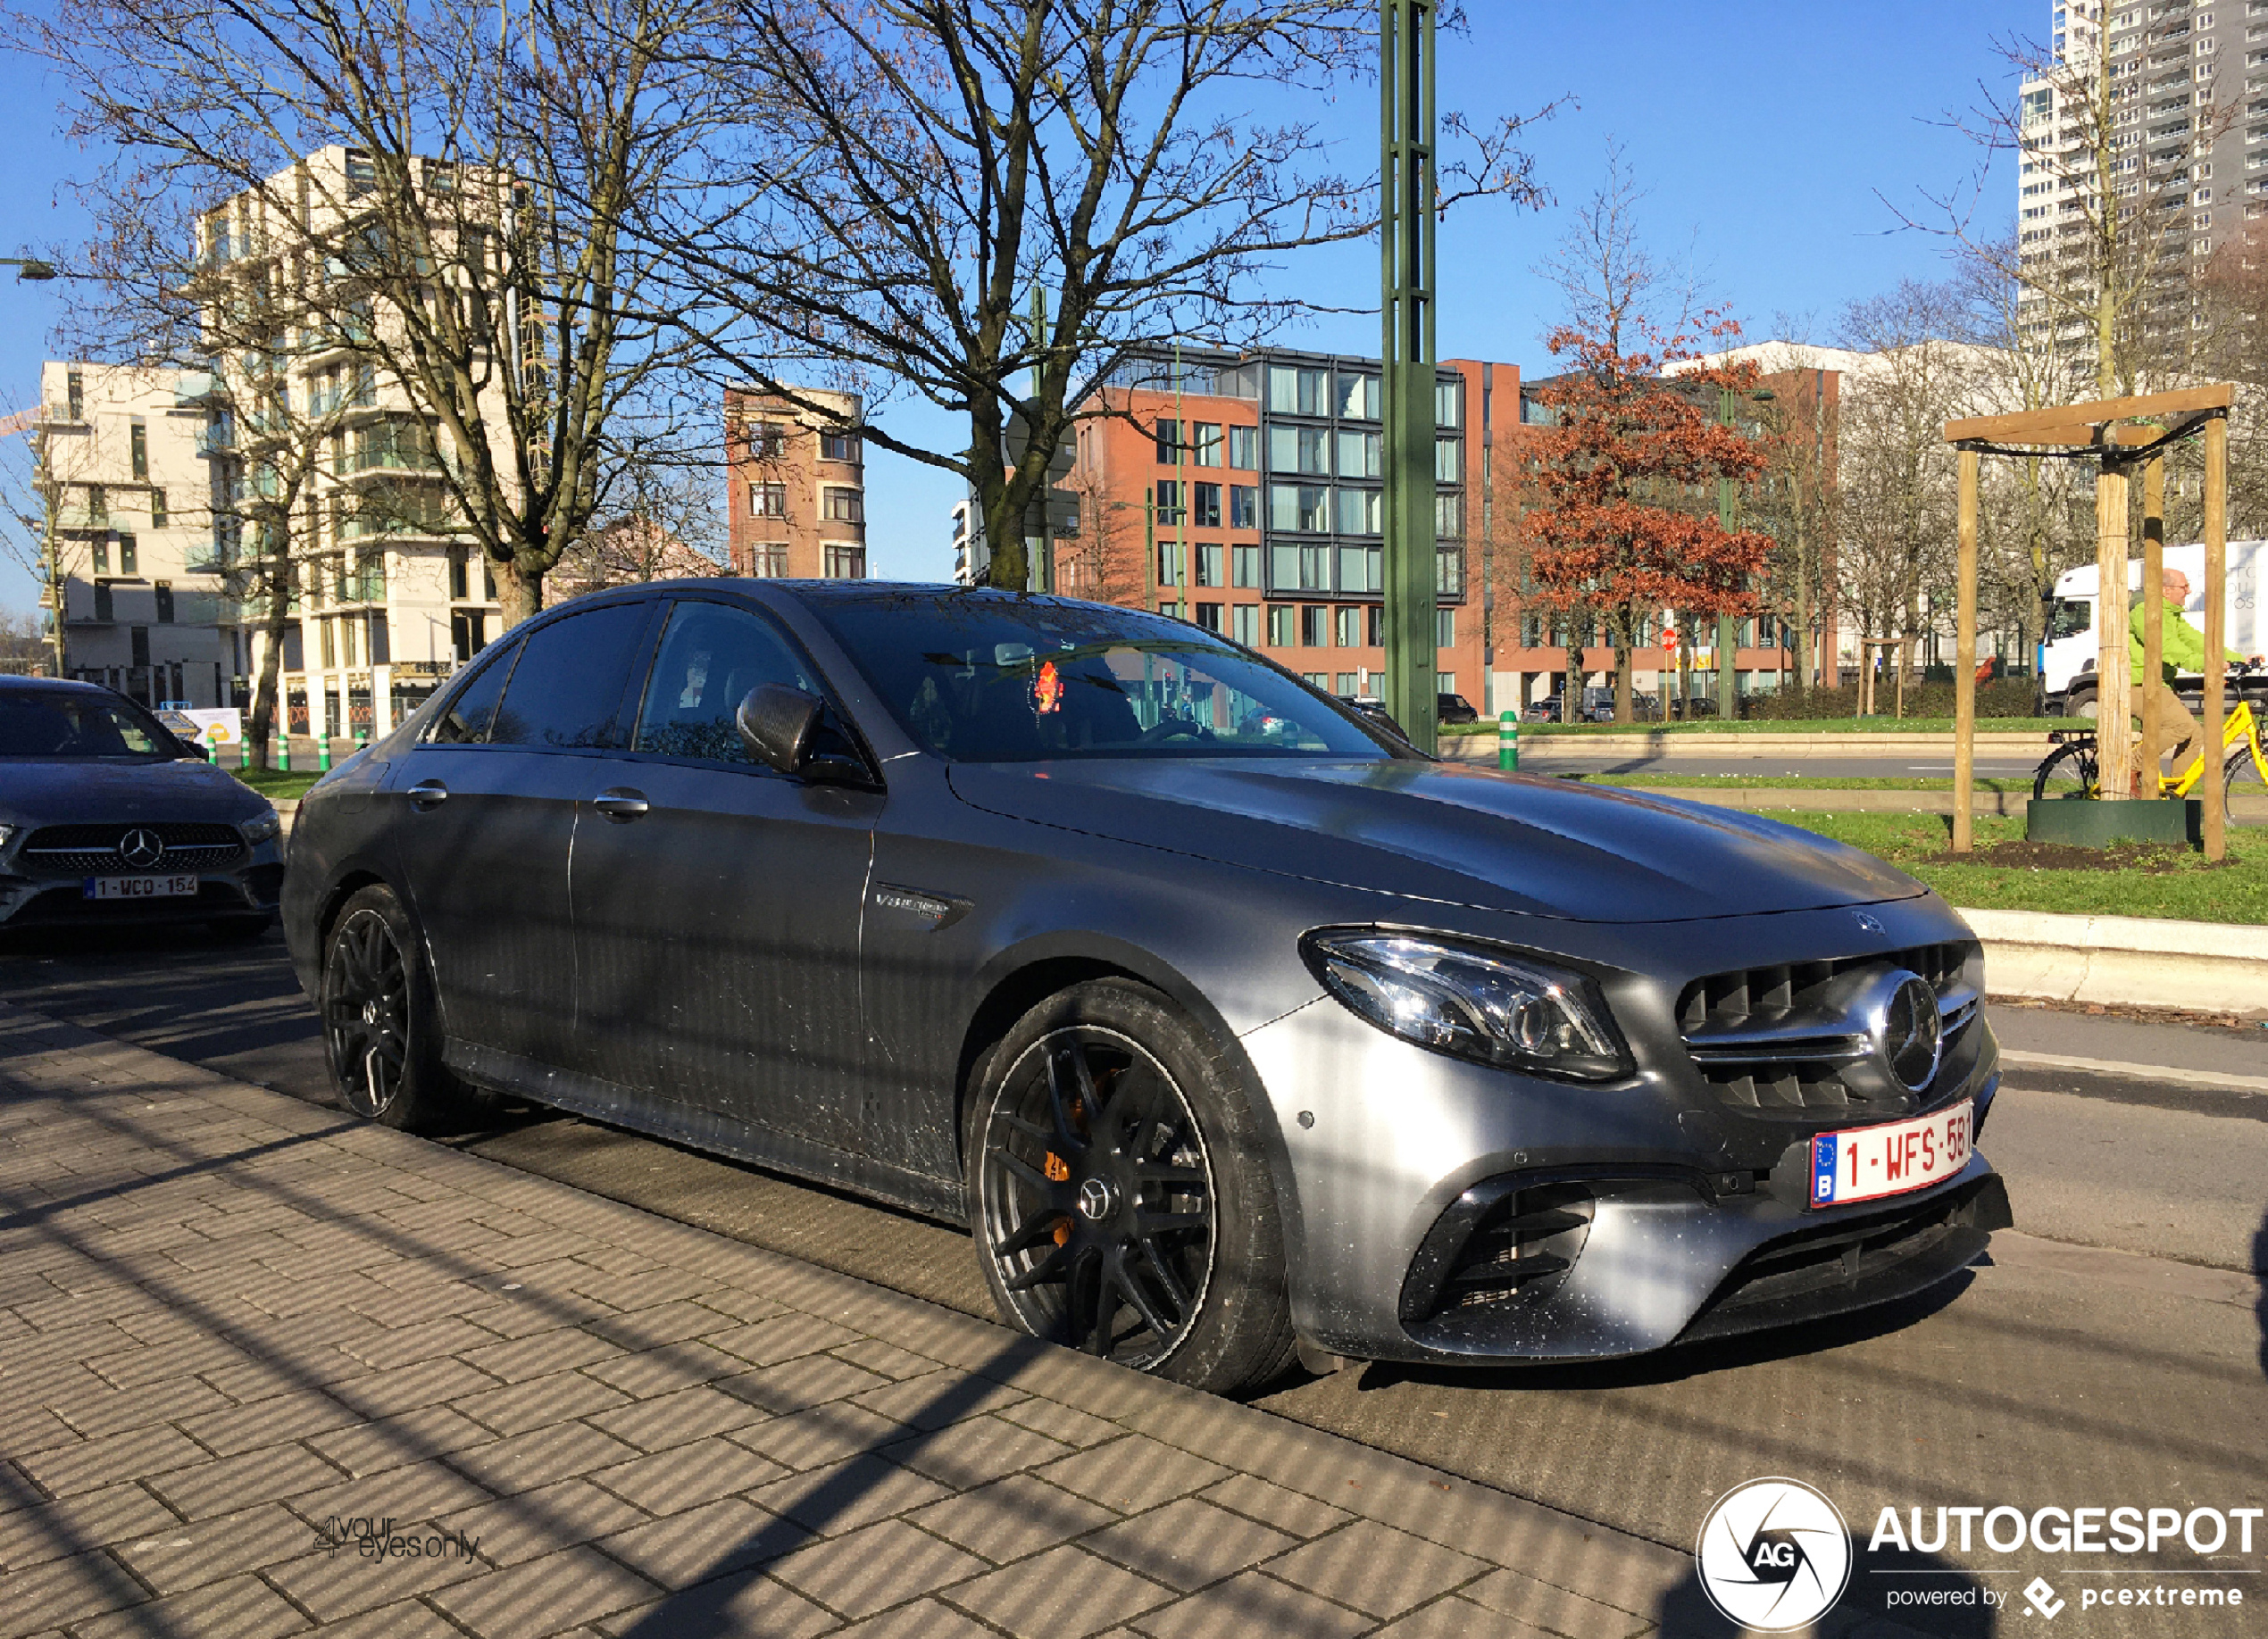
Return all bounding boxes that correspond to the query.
[0,0,2037,612]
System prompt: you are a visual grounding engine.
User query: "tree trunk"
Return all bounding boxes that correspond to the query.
[498,554,543,629]
[1613,637,1633,723]
[246,560,291,769]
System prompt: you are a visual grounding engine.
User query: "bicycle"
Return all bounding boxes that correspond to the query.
[2031,681,2268,802]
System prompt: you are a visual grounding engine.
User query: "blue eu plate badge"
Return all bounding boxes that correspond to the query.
[1812,1135,1838,1203]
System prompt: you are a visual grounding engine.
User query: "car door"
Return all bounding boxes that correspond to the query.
[568,595,880,1156]
[387,598,655,1070]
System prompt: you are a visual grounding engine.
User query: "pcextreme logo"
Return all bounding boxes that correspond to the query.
[1696,1477,1854,1633]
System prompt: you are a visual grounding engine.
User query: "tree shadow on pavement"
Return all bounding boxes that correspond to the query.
[1658,1536,1996,1639]
[2255,1204,2266,1383]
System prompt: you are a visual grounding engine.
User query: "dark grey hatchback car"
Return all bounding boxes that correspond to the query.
[284,582,2009,1391]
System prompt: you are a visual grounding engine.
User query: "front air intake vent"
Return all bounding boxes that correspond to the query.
[1400,1182,1593,1324]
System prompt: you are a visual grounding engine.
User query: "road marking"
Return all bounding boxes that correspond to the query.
[2000,1048,2268,1094]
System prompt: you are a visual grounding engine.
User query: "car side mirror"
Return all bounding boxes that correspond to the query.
[735,685,869,786]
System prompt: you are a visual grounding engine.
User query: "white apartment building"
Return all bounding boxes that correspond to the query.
[195,144,506,744]
[38,362,236,708]
[2016,0,2260,345]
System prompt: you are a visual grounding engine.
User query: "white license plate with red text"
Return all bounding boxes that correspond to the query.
[83,875,198,901]
[1809,1101,1972,1209]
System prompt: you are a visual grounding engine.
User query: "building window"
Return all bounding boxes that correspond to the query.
[1154,480,1184,525]
[821,430,859,462]
[1266,603,1296,647]
[1435,437,1461,481]
[1231,603,1260,646]
[1231,544,1260,587]
[746,420,787,458]
[1195,542,1223,587]
[149,487,167,528]
[320,617,337,669]
[1300,604,1329,647]
[1368,604,1384,646]
[1268,425,1330,475]
[117,533,138,575]
[1194,422,1222,466]
[1193,482,1221,528]
[1437,670,1459,695]
[1436,608,1456,649]
[66,370,83,421]
[1337,428,1380,478]
[749,544,788,578]
[1436,548,1464,595]
[1338,544,1381,593]
[1269,484,1328,533]
[1229,485,1259,529]
[822,487,863,523]
[1335,488,1381,537]
[93,581,113,622]
[129,422,148,481]
[346,150,377,198]
[1155,418,1181,464]
[1334,671,1362,695]
[1227,425,1257,470]
[1335,606,1363,648]
[154,582,174,623]
[1336,372,1380,420]
[1436,379,1462,428]
[1435,492,1463,537]
[1196,602,1222,633]
[1271,541,1330,592]
[1301,671,1329,689]
[92,538,110,574]
[88,485,107,525]
[749,481,787,518]
[824,544,866,578]
[1268,365,1330,415]
[1157,540,1183,586]
[448,546,469,600]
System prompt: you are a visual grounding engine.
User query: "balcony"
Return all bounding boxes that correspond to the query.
[339,445,449,478]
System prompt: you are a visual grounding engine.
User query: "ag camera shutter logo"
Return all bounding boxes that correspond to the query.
[1697,1477,1853,1632]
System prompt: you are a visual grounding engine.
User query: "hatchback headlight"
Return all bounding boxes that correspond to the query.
[240,810,281,845]
[1302,930,1631,1081]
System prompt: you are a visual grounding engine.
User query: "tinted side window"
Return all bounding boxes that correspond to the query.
[489,603,654,749]
[633,602,818,764]
[430,638,522,744]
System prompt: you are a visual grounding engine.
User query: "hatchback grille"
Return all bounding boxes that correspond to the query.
[21,822,245,875]
[1676,943,1980,1116]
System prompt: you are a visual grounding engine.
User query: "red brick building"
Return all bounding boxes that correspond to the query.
[724,387,867,580]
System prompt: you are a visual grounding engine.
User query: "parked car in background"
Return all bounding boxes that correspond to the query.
[1437,693,1479,725]
[1336,694,1410,742]
[0,677,281,937]
[285,582,2008,1393]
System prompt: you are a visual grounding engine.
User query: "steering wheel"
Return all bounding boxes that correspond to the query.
[1138,718,1207,745]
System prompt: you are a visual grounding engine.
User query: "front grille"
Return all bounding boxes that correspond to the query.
[1401,1181,1594,1323]
[21,822,245,875]
[1677,942,1980,1116]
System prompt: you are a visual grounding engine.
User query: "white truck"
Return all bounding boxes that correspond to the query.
[2039,539,2265,716]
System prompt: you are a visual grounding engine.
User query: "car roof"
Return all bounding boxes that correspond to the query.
[0,674,115,697]
[576,578,1105,616]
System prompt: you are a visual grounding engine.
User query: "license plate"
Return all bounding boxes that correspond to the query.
[83,875,200,901]
[1810,1101,1972,1209]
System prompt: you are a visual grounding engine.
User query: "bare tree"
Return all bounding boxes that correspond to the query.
[12,0,720,625]
[642,1,1561,591]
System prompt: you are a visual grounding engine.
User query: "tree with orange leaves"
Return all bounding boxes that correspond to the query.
[1519,316,1775,723]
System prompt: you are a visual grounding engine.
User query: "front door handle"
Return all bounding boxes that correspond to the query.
[593,787,650,822]
[406,781,448,809]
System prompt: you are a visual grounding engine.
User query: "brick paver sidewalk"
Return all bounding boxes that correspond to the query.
[0,999,1696,1639]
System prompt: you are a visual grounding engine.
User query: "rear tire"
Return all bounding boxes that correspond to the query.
[2032,739,2099,802]
[320,884,472,1133]
[963,979,1297,1393]
[2226,743,2268,803]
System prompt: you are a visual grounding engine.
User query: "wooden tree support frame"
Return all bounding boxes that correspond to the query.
[1943,384,2234,861]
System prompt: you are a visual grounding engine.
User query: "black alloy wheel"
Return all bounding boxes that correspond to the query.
[966,980,1297,1392]
[320,883,470,1132]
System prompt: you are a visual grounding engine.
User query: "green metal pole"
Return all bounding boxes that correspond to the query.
[1497,710,1517,771]
[1380,0,1439,754]
[1716,386,1739,722]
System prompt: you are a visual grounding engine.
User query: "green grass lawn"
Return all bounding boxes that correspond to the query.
[230,767,322,802]
[1560,772,2038,794]
[1768,811,2268,924]
[1440,717,2066,736]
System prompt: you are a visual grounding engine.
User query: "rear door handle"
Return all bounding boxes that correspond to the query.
[593,787,650,822]
[406,781,448,809]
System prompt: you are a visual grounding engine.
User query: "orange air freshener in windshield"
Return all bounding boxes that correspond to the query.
[1032,659,1063,715]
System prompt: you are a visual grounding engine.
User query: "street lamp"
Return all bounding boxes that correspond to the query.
[1,258,58,281]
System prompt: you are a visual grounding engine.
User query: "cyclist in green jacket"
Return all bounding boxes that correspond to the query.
[2128,567,2260,779]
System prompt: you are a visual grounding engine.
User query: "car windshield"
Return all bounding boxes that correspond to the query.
[809,592,1402,763]
[0,691,171,759]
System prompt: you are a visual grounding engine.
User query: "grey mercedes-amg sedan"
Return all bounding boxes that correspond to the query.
[282,582,2009,1391]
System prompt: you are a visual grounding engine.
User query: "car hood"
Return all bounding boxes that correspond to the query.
[0,758,270,828]
[946,758,1926,923]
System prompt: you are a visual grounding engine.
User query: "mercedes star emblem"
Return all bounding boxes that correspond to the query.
[1852,911,1885,938]
[1878,972,1945,1094]
[119,828,165,869]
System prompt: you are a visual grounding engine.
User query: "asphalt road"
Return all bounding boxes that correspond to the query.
[1479,750,2055,782]
[3,926,2262,1633]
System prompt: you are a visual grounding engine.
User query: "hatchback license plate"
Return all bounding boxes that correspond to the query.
[83,875,199,901]
[1810,1101,1972,1209]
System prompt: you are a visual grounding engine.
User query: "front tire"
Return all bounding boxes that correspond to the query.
[321,884,471,1133]
[963,979,1297,1393]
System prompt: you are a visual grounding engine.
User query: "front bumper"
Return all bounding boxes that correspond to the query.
[1239,902,2008,1366]
[0,856,283,931]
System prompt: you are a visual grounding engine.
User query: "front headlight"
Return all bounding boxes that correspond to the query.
[1302,929,1632,1082]
[239,809,281,845]
[0,823,16,854]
